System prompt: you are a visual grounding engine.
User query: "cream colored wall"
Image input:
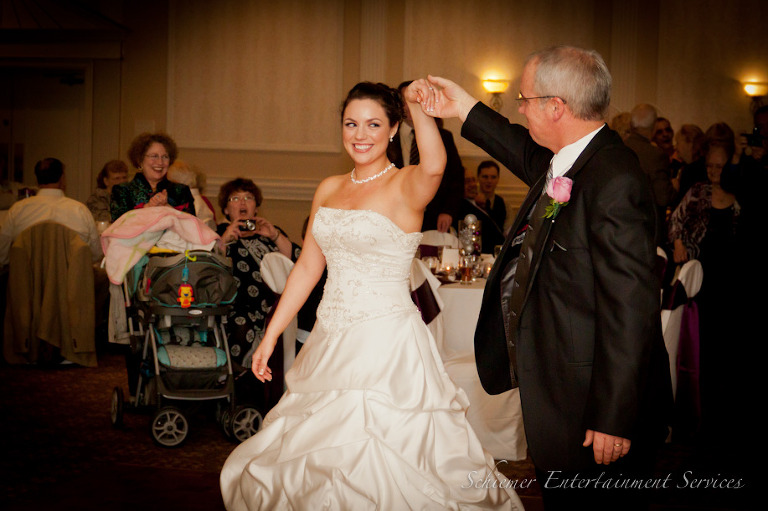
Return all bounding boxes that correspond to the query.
[119,0,170,155]
[110,0,768,240]
[0,65,92,201]
[655,0,768,135]
[92,59,122,177]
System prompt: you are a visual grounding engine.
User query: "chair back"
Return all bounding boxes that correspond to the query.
[260,252,297,376]
[418,230,459,260]
[4,222,96,367]
[661,259,703,401]
[656,246,668,302]
[409,258,445,351]
[420,230,459,249]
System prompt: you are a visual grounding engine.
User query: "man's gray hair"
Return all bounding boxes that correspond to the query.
[629,104,658,131]
[527,46,611,121]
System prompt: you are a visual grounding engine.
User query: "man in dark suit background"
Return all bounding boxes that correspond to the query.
[624,103,674,245]
[427,46,672,510]
[388,80,463,232]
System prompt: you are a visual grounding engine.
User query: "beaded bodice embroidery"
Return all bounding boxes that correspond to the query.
[312,207,422,334]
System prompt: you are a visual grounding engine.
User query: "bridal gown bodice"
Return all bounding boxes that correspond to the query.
[220,207,521,511]
[314,207,422,338]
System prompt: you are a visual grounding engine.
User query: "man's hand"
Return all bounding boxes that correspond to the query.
[583,429,631,465]
[435,214,452,233]
[425,75,479,122]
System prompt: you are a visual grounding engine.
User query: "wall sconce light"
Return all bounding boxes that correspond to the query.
[743,82,767,114]
[482,78,510,111]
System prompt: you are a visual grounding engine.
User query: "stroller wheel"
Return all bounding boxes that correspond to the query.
[150,407,189,447]
[219,405,233,439]
[230,406,263,443]
[110,387,124,428]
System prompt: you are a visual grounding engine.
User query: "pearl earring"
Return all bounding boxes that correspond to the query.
[389,136,394,143]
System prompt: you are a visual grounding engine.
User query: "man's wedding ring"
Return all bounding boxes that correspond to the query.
[613,442,622,448]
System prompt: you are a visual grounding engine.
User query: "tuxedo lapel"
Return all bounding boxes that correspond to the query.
[489,172,546,280]
[503,191,555,378]
[514,193,556,308]
[487,172,551,386]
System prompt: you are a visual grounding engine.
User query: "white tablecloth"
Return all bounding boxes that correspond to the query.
[437,280,527,461]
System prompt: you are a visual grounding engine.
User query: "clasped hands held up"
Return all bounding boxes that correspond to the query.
[408,75,479,122]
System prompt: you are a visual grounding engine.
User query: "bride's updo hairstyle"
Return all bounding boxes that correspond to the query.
[340,82,404,128]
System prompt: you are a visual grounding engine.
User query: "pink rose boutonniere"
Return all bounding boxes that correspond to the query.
[543,176,573,219]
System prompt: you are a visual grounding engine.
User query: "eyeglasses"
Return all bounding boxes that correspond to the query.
[228,195,258,204]
[145,153,170,162]
[516,92,567,105]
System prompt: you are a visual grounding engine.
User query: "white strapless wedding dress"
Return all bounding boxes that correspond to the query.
[220,207,522,510]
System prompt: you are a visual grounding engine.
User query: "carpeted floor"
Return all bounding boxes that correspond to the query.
[0,345,754,510]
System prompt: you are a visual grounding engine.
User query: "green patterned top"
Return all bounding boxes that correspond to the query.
[110,172,195,222]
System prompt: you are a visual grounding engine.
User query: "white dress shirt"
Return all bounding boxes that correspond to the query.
[549,124,606,178]
[0,188,102,265]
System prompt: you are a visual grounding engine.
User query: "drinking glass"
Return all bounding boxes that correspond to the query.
[458,255,473,284]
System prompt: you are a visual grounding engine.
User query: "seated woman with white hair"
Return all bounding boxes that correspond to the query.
[167,160,217,229]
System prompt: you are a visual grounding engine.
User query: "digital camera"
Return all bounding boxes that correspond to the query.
[742,127,763,147]
[239,219,257,232]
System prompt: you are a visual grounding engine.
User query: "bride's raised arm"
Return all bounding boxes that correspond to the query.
[400,79,447,212]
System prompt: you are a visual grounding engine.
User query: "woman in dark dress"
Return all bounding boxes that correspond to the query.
[110,132,195,221]
[216,178,300,373]
[667,141,741,443]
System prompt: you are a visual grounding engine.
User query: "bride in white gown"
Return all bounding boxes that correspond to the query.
[220,81,523,510]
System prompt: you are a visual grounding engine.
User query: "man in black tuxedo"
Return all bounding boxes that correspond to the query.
[428,46,672,510]
[388,80,463,232]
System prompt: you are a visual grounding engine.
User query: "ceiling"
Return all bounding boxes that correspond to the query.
[0,0,127,43]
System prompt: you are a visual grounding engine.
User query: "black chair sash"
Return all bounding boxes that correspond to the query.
[410,280,440,325]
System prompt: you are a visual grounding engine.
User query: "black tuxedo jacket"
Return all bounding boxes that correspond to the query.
[387,128,464,231]
[463,103,672,471]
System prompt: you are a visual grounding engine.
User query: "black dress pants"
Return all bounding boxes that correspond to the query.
[535,443,658,511]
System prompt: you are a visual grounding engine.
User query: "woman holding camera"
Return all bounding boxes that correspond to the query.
[217,178,300,372]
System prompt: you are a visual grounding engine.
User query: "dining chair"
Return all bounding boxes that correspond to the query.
[436,279,528,461]
[4,222,97,367]
[419,230,459,258]
[656,246,668,303]
[661,259,703,397]
[409,258,444,352]
[661,259,703,439]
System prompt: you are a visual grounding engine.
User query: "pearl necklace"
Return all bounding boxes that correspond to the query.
[350,162,396,184]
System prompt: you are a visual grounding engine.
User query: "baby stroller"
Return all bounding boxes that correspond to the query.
[109,249,265,447]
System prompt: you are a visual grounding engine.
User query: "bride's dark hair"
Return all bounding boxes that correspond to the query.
[340,82,404,127]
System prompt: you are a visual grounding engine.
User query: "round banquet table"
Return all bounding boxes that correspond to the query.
[437,279,528,461]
